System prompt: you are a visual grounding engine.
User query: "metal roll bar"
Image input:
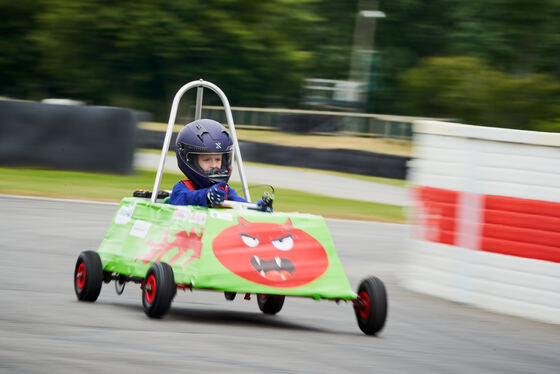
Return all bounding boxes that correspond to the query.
[150,79,251,203]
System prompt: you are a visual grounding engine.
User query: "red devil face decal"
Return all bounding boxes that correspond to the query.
[212,217,329,287]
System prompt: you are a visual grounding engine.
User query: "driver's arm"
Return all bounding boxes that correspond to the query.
[168,181,209,206]
[225,185,248,203]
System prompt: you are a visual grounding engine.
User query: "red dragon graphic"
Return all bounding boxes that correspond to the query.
[212,217,329,287]
[136,229,203,266]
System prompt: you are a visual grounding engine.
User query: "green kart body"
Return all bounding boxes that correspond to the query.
[97,197,356,300]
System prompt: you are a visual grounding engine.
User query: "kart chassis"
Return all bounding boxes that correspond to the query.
[73,80,387,335]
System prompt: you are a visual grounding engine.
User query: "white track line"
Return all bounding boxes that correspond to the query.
[0,194,119,206]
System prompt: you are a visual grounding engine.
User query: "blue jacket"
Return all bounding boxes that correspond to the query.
[169,180,247,206]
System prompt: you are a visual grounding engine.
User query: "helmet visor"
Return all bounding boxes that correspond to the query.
[186,151,233,182]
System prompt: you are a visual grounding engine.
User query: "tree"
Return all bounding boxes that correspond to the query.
[3,0,560,131]
[28,0,320,116]
[0,0,44,98]
[374,0,457,113]
[447,0,560,77]
[374,0,560,119]
[400,56,560,129]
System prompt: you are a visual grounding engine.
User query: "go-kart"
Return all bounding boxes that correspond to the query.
[73,80,388,335]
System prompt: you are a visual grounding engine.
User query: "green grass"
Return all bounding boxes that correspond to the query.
[0,167,405,222]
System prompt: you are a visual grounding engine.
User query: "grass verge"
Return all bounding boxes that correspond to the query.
[0,167,405,223]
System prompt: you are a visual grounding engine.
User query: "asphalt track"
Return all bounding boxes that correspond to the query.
[1,195,558,373]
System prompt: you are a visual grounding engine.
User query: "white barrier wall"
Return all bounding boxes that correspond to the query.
[404,120,560,324]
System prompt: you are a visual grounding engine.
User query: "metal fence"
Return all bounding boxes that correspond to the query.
[199,106,441,141]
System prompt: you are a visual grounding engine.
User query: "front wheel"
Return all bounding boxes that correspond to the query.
[354,276,387,335]
[257,294,285,315]
[142,262,175,318]
[74,250,103,302]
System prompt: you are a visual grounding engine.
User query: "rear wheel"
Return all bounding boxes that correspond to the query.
[142,262,175,318]
[354,276,387,335]
[257,294,285,315]
[74,251,103,302]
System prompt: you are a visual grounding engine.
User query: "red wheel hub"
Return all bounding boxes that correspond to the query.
[145,274,156,304]
[76,262,86,290]
[358,291,371,320]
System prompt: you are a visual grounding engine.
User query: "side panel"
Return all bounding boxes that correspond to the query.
[97,198,356,300]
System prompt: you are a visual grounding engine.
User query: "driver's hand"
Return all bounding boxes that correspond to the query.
[207,182,227,207]
[257,192,274,212]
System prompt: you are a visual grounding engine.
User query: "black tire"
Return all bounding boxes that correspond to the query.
[354,276,387,335]
[74,250,103,302]
[224,291,236,301]
[257,294,285,315]
[142,262,175,318]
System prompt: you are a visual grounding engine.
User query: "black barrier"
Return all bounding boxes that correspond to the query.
[277,113,338,133]
[137,129,408,179]
[0,100,137,174]
[136,129,178,151]
[239,141,409,180]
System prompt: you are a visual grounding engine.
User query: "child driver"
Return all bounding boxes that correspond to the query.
[169,119,270,211]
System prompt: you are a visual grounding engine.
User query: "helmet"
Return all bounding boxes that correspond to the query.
[175,119,234,188]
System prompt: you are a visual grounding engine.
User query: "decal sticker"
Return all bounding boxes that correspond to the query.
[212,217,329,288]
[173,206,190,221]
[189,211,207,225]
[115,203,135,224]
[210,210,233,221]
[136,229,203,266]
[130,220,151,238]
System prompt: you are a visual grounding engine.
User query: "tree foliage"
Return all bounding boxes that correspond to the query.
[1,0,560,130]
[4,0,322,115]
[400,56,560,129]
[0,0,44,98]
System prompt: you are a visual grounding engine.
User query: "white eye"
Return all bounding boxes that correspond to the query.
[271,235,293,251]
[241,234,259,247]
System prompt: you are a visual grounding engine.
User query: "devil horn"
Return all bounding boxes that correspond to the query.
[238,216,250,227]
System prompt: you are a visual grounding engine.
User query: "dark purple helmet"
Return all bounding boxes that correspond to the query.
[175,119,234,189]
